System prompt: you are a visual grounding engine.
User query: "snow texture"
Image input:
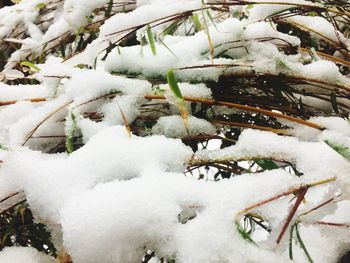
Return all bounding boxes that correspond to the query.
[0,0,349,262]
[0,247,55,263]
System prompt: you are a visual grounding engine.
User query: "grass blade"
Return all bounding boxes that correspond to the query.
[255,160,279,170]
[235,221,256,244]
[192,13,202,32]
[166,69,189,134]
[276,187,308,244]
[325,141,350,161]
[105,0,113,18]
[0,144,8,151]
[65,112,78,154]
[20,61,40,72]
[162,20,181,36]
[295,223,314,263]
[146,25,157,56]
[289,223,295,260]
[201,10,214,61]
[167,69,183,100]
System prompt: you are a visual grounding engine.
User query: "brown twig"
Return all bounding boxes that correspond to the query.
[22,100,72,146]
[144,94,324,130]
[315,221,350,228]
[276,186,308,244]
[212,120,290,135]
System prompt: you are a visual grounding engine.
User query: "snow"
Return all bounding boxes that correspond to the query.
[104,18,245,81]
[0,0,349,262]
[293,60,344,83]
[243,21,300,47]
[7,96,70,146]
[0,83,47,101]
[152,115,216,138]
[61,170,296,263]
[1,126,193,222]
[64,69,151,103]
[288,15,349,47]
[163,82,212,100]
[247,0,311,22]
[0,247,54,263]
[63,0,111,30]
[100,1,200,38]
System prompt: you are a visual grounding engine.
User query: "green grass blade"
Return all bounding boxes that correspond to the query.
[66,112,78,154]
[162,20,181,36]
[295,223,314,263]
[0,143,8,151]
[192,13,202,32]
[167,69,190,134]
[325,141,350,161]
[66,136,74,154]
[289,223,295,260]
[206,10,218,30]
[235,221,256,244]
[265,7,295,19]
[20,61,40,72]
[255,160,279,170]
[105,0,113,18]
[35,3,47,10]
[158,38,177,58]
[167,69,183,100]
[146,25,157,56]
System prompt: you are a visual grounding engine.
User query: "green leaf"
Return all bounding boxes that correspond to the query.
[105,0,113,18]
[74,64,89,69]
[255,160,279,170]
[66,135,74,154]
[20,61,41,72]
[0,143,8,151]
[167,69,190,134]
[162,20,181,36]
[235,221,256,244]
[232,10,241,18]
[192,13,202,32]
[308,11,317,16]
[167,69,183,100]
[275,58,290,71]
[146,25,157,56]
[325,141,350,161]
[309,47,320,61]
[66,112,80,154]
[35,3,47,10]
